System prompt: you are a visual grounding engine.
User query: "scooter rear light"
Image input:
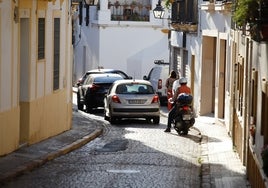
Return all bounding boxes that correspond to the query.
[112,95,121,103]
[158,79,162,89]
[151,95,159,103]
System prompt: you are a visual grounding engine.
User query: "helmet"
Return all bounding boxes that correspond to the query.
[179,77,187,84]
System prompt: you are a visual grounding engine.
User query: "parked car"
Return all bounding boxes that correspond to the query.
[76,68,132,86]
[77,73,124,113]
[143,60,170,105]
[104,79,160,124]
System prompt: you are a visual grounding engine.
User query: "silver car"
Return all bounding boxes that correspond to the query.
[104,79,160,124]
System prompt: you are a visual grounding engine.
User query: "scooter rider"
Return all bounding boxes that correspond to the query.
[164,77,191,132]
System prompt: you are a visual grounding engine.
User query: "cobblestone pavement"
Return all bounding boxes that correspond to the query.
[0,108,104,184]
[160,107,251,188]
[0,102,251,188]
[195,116,251,188]
[1,108,201,188]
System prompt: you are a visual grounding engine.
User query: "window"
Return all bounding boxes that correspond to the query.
[250,69,258,123]
[261,80,268,144]
[171,0,198,24]
[53,18,60,91]
[38,18,45,60]
[233,56,244,117]
[236,56,244,116]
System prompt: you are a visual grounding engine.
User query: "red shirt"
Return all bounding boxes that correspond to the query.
[173,84,191,101]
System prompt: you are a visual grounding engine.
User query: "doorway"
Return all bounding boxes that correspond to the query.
[200,36,216,115]
[217,39,226,119]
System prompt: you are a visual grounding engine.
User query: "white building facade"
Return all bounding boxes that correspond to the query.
[73,0,170,83]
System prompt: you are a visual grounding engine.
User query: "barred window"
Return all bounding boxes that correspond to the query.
[250,69,258,122]
[53,18,60,91]
[261,80,268,144]
[38,18,45,60]
[235,56,244,116]
[171,0,198,24]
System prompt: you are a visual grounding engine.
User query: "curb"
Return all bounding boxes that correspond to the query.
[200,135,211,188]
[0,129,103,184]
[160,110,210,187]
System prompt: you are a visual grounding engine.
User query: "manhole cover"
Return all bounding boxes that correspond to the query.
[95,139,128,152]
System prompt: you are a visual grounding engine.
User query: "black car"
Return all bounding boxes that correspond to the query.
[77,73,124,113]
[76,68,132,86]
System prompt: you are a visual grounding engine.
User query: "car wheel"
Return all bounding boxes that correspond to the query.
[183,130,188,135]
[146,118,151,123]
[110,116,116,124]
[86,104,93,113]
[77,94,83,111]
[104,108,109,121]
[153,116,160,124]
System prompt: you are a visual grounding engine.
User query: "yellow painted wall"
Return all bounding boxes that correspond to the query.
[0,107,20,156]
[20,89,72,145]
[0,0,73,156]
[19,0,33,9]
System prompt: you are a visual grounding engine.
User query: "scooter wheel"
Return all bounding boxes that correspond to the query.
[182,130,188,135]
[174,127,181,135]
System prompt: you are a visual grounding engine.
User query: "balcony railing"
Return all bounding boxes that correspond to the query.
[108,2,151,21]
[201,0,232,13]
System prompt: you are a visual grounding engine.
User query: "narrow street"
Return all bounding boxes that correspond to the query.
[1,94,202,188]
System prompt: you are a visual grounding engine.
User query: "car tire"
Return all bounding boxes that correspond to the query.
[77,94,83,111]
[146,118,151,123]
[86,104,93,113]
[153,116,160,124]
[104,109,109,121]
[110,116,116,124]
[183,130,188,135]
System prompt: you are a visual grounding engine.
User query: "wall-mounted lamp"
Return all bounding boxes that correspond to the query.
[153,0,165,19]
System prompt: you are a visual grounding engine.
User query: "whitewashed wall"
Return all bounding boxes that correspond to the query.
[73,4,170,83]
[169,3,232,119]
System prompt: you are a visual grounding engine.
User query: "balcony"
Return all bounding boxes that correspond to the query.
[108,1,151,21]
[170,0,198,33]
[170,23,198,33]
[201,2,215,12]
[201,0,232,13]
[215,1,232,14]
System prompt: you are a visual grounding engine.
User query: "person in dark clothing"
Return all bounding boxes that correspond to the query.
[165,70,178,111]
[164,77,191,132]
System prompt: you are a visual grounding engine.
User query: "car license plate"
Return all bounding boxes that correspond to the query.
[182,114,191,120]
[128,99,146,104]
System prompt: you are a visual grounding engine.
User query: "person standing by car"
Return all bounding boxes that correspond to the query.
[165,70,177,111]
[164,77,191,132]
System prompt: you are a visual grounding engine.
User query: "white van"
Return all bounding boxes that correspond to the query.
[143,60,170,104]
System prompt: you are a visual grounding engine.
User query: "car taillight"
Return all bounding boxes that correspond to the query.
[151,95,159,103]
[158,79,162,89]
[90,84,99,92]
[182,106,189,111]
[112,95,121,103]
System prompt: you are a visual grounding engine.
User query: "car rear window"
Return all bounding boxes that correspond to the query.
[116,83,154,94]
[94,76,123,83]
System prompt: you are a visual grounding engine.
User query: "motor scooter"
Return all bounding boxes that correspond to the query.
[171,93,195,135]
